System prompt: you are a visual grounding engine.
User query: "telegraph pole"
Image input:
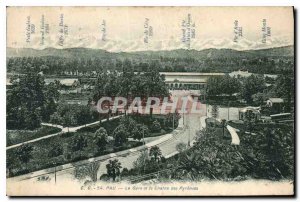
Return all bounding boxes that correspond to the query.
[228,101,231,120]
[54,166,57,184]
[173,113,175,130]
[187,116,191,147]
[143,128,146,175]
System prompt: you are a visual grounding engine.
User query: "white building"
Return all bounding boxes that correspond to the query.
[160,72,225,90]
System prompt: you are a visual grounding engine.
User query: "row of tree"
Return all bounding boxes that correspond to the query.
[7,54,293,75]
[206,71,294,106]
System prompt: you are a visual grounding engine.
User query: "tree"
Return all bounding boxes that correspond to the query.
[106,159,122,181]
[62,110,77,131]
[7,72,59,130]
[150,120,161,133]
[113,124,129,146]
[175,153,201,180]
[42,82,60,121]
[93,127,109,153]
[149,146,162,162]
[252,92,267,105]
[132,126,142,142]
[16,144,33,169]
[136,124,149,142]
[165,112,180,129]
[75,161,100,182]
[91,71,120,121]
[211,105,219,119]
[133,150,149,175]
[176,142,188,153]
[241,75,266,103]
[71,135,88,152]
[241,124,294,179]
[221,75,241,96]
[206,75,240,97]
[49,112,62,127]
[221,119,227,138]
[119,116,136,134]
[244,110,255,134]
[206,76,223,96]
[142,65,169,117]
[272,73,294,112]
[76,106,93,126]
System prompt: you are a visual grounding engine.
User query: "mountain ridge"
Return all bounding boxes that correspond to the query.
[7,45,294,59]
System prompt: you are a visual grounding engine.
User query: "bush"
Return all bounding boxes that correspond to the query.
[121,168,130,177]
[50,104,98,127]
[113,124,129,146]
[48,143,63,157]
[93,127,109,152]
[150,120,161,133]
[70,135,88,152]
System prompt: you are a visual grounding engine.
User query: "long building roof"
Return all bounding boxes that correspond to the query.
[160,72,225,76]
[165,78,207,83]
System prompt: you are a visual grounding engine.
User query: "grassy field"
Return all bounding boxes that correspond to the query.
[6,126,62,146]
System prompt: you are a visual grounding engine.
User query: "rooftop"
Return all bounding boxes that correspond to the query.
[268,98,284,103]
[160,72,225,76]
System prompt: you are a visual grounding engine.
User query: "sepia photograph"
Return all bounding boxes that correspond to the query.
[4,6,295,196]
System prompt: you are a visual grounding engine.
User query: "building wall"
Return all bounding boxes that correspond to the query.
[161,72,224,90]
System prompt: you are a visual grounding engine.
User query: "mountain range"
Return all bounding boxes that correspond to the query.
[7,45,294,60]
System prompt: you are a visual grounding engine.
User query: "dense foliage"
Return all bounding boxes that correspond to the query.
[206,71,294,108]
[7,47,293,75]
[49,103,98,127]
[7,72,60,130]
[128,122,294,181]
[6,129,142,177]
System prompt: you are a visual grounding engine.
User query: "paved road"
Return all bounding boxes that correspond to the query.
[226,125,240,145]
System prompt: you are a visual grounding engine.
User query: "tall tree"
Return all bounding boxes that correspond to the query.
[93,127,109,153]
[272,72,294,112]
[113,124,129,146]
[241,75,266,103]
[149,146,162,163]
[7,72,59,129]
[106,159,122,181]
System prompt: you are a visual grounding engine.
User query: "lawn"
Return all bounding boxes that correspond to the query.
[7,131,143,177]
[6,126,62,146]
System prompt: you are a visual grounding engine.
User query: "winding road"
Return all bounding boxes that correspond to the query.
[7,91,206,185]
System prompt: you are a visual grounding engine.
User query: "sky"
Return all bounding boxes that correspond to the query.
[7,6,294,52]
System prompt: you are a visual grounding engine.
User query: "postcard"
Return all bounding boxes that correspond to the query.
[6,6,294,196]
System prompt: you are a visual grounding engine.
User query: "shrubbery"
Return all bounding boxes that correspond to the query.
[50,104,98,127]
[150,120,161,133]
[128,122,294,181]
